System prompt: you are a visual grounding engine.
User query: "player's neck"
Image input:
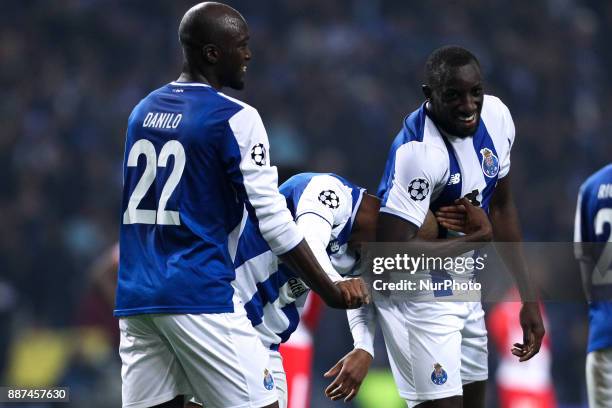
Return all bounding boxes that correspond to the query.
[176,70,218,90]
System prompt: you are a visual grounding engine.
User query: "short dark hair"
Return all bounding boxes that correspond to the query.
[425,46,480,88]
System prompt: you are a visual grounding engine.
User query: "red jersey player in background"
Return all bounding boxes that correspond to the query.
[278,293,324,408]
[487,288,557,408]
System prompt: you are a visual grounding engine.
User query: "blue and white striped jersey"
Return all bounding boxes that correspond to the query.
[115,82,302,317]
[574,164,612,352]
[233,173,365,350]
[377,95,514,292]
[378,95,514,225]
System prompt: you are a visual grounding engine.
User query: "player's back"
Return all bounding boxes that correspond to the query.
[232,173,364,349]
[575,164,612,352]
[577,164,612,243]
[116,82,250,316]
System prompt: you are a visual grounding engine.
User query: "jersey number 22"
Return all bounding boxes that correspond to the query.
[123,139,185,226]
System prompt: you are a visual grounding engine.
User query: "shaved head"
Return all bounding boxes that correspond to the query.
[176,2,251,90]
[179,2,246,50]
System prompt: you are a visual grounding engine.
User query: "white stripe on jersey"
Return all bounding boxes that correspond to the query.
[233,252,307,348]
[228,206,248,263]
[227,103,303,256]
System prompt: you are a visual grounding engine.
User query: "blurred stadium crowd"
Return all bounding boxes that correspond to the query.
[1,1,611,407]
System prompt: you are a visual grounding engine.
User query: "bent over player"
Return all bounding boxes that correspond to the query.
[187,172,377,408]
[115,4,367,408]
[575,163,612,408]
[376,46,545,408]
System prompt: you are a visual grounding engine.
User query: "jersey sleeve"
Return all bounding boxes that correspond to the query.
[574,184,588,260]
[292,175,353,283]
[380,142,448,227]
[294,175,353,229]
[347,304,376,358]
[296,213,343,283]
[497,101,516,179]
[227,107,303,255]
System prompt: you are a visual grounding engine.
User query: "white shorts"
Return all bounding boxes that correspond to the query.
[268,351,287,408]
[189,350,287,408]
[586,348,612,408]
[375,300,487,407]
[119,308,278,408]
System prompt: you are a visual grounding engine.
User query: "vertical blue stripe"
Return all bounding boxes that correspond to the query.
[277,303,300,343]
[378,104,428,204]
[431,270,453,297]
[233,212,270,269]
[243,269,290,326]
[472,121,499,212]
[280,173,314,217]
[428,135,461,239]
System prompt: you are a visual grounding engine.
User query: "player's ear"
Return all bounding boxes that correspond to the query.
[422,84,432,100]
[203,44,219,64]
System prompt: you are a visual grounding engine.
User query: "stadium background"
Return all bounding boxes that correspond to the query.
[1,0,611,406]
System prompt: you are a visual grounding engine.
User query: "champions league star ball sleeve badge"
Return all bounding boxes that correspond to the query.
[251,143,267,166]
[318,190,340,209]
[407,178,430,201]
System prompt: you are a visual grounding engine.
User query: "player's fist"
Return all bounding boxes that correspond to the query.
[334,278,370,309]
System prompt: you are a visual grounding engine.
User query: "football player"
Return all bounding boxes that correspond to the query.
[374,45,544,408]
[116,4,367,408]
[185,172,374,408]
[574,163,612,408]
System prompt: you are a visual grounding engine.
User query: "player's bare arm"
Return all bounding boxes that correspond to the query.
[377,197,492,258]
[488,174,545,361]
[324,209,444,402]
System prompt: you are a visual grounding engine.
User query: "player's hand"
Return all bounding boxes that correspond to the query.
[335,278,370,309]
[512,301,545,362]
[324,348,373,402]
[453,197,492,241]
[435,203,467,233]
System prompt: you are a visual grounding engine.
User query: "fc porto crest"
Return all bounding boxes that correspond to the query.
[430,363,448,385]
[479,148,499,178]
[263,369,275,390]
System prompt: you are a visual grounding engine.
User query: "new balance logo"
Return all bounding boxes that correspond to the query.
[448,173,461,185]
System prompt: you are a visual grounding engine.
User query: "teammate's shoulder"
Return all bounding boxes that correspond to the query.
[395,103,448,153]
[293,173,355,203]
[304,174,355,217]
[169,82,259,119]
[596,163,612,178]
[582,164,612,191]
[482,94,512,119]
[217,91,259,116]
[284,172,347,194]
[397,103,428,144]
[310,173,344,184]
[396,139,447,161]
[309,173,354,192]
